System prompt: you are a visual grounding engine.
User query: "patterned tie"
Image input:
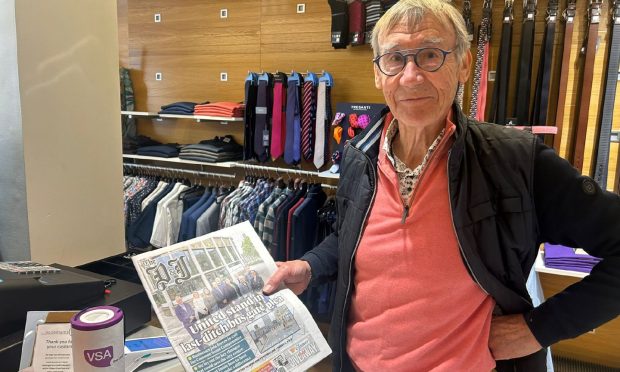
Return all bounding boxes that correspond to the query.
[284,77,300,164]
[313,82,327,169]
[301,81,315,161]
[469,6,491,120]
[324,85,332,165]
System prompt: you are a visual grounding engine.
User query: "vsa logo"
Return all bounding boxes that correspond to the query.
[84,346,114,367]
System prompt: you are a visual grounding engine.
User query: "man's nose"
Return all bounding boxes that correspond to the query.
[400,56,425,85]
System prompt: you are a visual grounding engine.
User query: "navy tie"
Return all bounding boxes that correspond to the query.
[284,73,302,164]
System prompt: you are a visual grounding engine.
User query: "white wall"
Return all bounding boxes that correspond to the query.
[5,0,126,265]
[0,0,31,260]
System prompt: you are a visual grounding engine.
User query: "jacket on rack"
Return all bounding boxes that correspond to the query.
[301,104,620,371]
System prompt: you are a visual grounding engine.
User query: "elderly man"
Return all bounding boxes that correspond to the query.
[263,0,620,371]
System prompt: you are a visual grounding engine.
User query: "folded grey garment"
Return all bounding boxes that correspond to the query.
[179,150,242,159]
[182,141,242,154]
[179,149,242,157]
[178,155,242,163]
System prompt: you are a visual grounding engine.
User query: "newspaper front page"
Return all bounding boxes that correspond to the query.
[132,221,331,372]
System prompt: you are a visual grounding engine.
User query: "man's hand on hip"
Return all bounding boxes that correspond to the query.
[489,314,542,360]
[262,260,312,295]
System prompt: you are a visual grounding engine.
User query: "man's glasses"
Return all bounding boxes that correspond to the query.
[373,47,454,76]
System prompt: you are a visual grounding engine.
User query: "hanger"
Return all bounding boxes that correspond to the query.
[245,71,258,84]
[258,72,272,83]
[305,71,319,86]
[274,71,288,84]
[288,71,302,87]
[319,71,333,87]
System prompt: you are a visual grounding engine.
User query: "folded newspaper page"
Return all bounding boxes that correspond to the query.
[132,221,331,372]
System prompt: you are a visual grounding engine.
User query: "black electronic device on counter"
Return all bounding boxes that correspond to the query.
[0,261,105,337]
[0,263,152,371]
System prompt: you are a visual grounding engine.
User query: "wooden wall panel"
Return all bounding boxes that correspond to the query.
[119,0,619,185]
[259,0,383,105]
[126,0,262,111]
[118,0,128,67]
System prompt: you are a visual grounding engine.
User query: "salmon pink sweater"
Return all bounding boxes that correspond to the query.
[346,117,496,372]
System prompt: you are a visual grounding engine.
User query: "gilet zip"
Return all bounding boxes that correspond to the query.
[339,145,378,371]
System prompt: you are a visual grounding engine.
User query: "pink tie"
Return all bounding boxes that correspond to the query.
[270,82,286,160]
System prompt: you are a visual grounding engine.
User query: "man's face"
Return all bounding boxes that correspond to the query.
[374,15,471,129]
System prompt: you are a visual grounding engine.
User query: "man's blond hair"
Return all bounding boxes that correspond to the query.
[371,0,470,62]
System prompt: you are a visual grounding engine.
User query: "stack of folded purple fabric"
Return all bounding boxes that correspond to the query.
[544,243,602,274]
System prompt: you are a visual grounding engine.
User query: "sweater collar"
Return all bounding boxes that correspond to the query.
[351,103,468,161]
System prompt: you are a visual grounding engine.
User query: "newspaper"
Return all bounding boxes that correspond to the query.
[132,221,331,372]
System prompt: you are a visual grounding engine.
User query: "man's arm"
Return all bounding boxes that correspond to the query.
[528,140,620,347]
[263,229,340,295]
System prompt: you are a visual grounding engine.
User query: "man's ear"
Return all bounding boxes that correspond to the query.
[458,49,473,84]
[374,65,382,89]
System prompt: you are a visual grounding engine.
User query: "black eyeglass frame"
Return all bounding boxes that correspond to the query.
[373,47,455,76]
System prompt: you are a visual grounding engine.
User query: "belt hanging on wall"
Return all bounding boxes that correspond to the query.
[531,0,559,127]
[513,0,537,125]
[553,0,577,151]
[593,1,620,189]
[455,0,475,108]
[489,0,514,125]
[571,0,603,173]
[244,72,259,161]
[329,0,349,49]
[469,0,492,121]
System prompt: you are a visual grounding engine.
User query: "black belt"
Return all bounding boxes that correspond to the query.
[490,1,513,125]
[531,0,559,127]
[593,2,620,188]
[513,0,537,125]
[243,73,258,161]
[329,0,349,49]
[571,1,602,173]
[254,73,274,163]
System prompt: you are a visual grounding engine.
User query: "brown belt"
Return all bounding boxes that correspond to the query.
[615,153,620,193]
[571,1,602,173]
[553,0,577,152]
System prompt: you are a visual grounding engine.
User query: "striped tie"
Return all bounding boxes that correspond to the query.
[301,81,315,161]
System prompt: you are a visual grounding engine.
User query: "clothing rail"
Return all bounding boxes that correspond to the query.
[232,162,337,179]
[123,163,236,179]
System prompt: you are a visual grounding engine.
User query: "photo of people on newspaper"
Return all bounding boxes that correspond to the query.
[132,222,330,372]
